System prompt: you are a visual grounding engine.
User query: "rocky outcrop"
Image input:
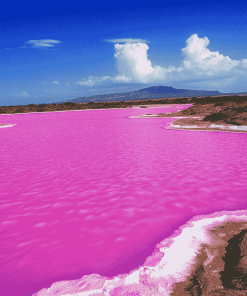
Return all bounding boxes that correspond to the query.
[33,211,247,296]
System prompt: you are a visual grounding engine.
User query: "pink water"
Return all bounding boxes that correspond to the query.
[1,105,247,296]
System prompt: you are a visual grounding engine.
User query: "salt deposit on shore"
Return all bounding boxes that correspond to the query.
[131,113,247,133]
[0,124,16,128]
[170,121,247,133]
[34,210,247,295]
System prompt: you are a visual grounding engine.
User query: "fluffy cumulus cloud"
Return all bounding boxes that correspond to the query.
[114,43,177,83]
[240,59,247,69]
[181,34,240,76]
[26,39,62,48]
[77,34,247,87]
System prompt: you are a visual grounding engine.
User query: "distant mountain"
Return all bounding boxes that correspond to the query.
[58,85,222,104]
[139,86,221,96]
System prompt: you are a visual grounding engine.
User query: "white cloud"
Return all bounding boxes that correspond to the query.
[240,59,247,69]
[76,34,247,90]
[76,75,133,86]
[114,43,177,83]
[65,83,70,86]
[20,91,30,97]
[76,76,112,86]
[104,38,150,44]
[53,81,59,85]
[111,34,247,83]
[26,39,62,48]
[77,80,94,86]
[111,75,133,82]
[181,34,240,76]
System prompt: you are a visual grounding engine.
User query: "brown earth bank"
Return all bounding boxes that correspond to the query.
[171,221,247,295]
[1,95,247,132]
[0,95,246,115]
[0,98,191,114]
[155,98,247,126]
[33,211,247,296]
[131,95,247,132]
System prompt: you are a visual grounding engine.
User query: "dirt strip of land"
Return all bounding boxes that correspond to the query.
[131,95,247,133]
[0,98,192,115]
[1,95,247,132]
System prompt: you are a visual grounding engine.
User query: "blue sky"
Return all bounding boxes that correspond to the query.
[1,0,247,106]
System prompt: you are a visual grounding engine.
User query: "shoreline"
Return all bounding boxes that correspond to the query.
[0,103,189,128]
[170,121,247,133]
[0,98,193,115]
[0,123,16,128]
[1,95,247,133]
[2,97,247,294]
[34,210,247,295]
[131,114,247,133]
[130,96,247,133]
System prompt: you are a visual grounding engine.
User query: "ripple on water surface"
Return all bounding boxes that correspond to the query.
[0,105,247,296]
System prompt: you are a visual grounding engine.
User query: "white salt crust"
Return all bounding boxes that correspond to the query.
[34,210,247,296]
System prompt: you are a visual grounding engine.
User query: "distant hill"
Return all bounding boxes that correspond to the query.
[138,86,221,96]
[58,85,222,104]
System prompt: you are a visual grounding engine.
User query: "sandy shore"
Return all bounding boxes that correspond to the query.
[33,210,247,295]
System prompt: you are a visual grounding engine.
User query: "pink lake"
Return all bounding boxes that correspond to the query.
[0,105,247,296]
